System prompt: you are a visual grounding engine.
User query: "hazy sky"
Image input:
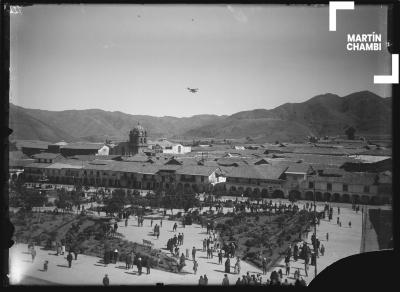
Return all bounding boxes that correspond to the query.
[10,4,391,117]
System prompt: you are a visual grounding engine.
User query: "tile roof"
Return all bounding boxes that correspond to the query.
[9,151,30,160]
[122,155,150,162]
[61,143,104,150]
[284,163,313,174]
[358,148,392,156]
[157,165,182,171]
[312,172,378,185]
[25,162,52,168]
[19,141,50,149]
[175,165,220,176]
[69,155,97,161]
[47,162,84,169]
[9,158,35,168]
[216,158,248,166]
[223,165,287,180]
[32,152,63,160]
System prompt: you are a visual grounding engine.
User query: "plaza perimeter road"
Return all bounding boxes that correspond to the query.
[10,201,366,285]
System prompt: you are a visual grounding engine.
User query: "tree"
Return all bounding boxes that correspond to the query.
[23,190,47,211]
[345,126,356,140]
[104,189,127,215]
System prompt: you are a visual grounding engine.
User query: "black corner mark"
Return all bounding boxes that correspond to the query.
[309,250,397,289]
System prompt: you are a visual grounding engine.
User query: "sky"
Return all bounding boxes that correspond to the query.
[10,4,392,117]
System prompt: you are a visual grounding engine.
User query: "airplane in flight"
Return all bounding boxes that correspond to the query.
[187,87,199,93]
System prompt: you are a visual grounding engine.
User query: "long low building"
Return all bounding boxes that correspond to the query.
[20,154,392,204]
[23,158,225,194]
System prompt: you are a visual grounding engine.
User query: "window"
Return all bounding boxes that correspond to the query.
[327,183,332,191]
[308,181,314,189]
[343,184,348,192]
[364,186,370,193]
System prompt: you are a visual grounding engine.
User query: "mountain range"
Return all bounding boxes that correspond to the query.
[9,91,392,143]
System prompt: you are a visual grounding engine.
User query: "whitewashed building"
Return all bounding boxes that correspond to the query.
[149,139,191,154]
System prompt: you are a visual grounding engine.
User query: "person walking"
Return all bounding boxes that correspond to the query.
[235,257,241,275]
[199,275,205,285]
[320,244,325,256]
[192,246,196,261]
[326,232,329,241]
[293,244,299,261]
[145,258,151,274]
[262,258,267,275]
[126,252,132,270]
[225,257,231,273]
[67,252,73,268]
[193,260,198,275]
[204,274,208,285]
[222,274,230,286]
[285,260,290,276]
[160,219,163,227]
[304,257,309,277]
[73,247,79,260]
[43,260,48,272]
[103,274,109,286]
[218,250,223,264]
[56,243,61,256]
[104,250,110,266]
[125,218,128,227]
[137,257,142,275]
[30,247,37,263]
[113,249,119,264]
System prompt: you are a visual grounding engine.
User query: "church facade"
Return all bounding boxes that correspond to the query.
[111,123,149,156]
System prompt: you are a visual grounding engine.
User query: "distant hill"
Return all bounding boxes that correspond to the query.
[9,105,225,143]
[9,91,391,143]
[184,91,392,143]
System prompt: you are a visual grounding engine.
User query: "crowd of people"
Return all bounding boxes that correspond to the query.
[18,193,365,286]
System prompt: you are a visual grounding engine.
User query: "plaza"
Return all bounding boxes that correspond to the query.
[9,199,371,286]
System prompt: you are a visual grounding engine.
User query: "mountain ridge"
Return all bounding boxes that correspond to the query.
[9,90,391,143]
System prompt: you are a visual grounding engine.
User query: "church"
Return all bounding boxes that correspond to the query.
[110,123,149,156]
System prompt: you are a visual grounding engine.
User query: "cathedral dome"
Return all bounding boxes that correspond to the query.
[131,123,146,136]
